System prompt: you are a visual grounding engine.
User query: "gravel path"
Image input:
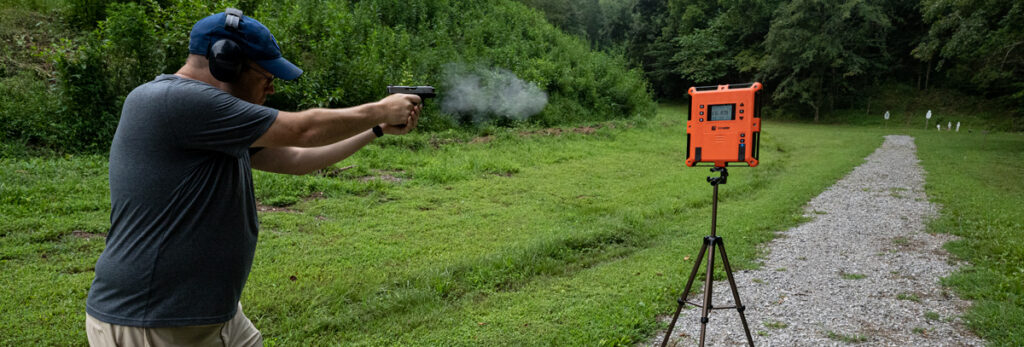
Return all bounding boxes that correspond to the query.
[649,135,984,346]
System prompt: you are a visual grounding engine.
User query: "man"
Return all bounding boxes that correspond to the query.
[84,9,421,346]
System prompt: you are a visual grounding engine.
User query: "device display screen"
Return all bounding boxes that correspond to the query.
[709,104,734,121]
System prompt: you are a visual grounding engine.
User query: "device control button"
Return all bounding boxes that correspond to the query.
[740,133,745,137]
[700,105,705,109]
[740,139,745,143]
[699,111,704,116]
[740,103,744,107]
[699,118,704,122]
[740,109,745,114]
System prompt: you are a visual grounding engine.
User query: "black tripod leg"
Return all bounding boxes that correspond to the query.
[716,239,754,346]
[660,238,711,347]
[699,238,717,347]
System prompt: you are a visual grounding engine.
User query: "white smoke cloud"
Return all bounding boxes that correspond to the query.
[440,63,548,124]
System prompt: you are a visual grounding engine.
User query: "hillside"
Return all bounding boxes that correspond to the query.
[0,0,655,155]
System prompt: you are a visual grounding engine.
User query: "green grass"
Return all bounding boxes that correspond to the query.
[0,155,109,345]
[0,105,890,345]
[3,106,1021,345]
[914,129,1024,346]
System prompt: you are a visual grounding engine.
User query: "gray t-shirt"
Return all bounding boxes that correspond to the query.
[86,74,277,327]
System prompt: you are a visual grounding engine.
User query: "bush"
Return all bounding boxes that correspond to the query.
[65,0,120,29]
[38,0,655,154]
[52,2,168,152]
[0,70,64,155]
[256,0,655,130]
[51,1,229,152]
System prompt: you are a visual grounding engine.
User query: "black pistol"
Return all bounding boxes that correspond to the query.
[387,85,436,104]
[387,86,435,128]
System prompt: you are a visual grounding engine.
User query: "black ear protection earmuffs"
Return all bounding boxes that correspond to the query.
[207,8,246,83]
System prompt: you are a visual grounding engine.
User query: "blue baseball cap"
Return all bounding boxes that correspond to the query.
[188,9,303,80]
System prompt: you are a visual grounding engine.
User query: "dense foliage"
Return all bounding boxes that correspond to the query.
[1,0,656,154]
[519,0,1023,123]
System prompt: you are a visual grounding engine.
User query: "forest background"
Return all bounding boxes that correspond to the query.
[1,0,1022,156]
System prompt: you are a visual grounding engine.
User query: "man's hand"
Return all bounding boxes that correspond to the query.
[381,102,421,135]
[376,93,422,127]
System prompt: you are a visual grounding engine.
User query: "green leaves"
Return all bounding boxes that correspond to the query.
[11,0,656,154]
[761,0,892,121]
[916,0,1024,98]
[254,0,655,129]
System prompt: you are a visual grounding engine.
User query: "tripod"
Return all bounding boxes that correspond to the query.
[661,166,754,347]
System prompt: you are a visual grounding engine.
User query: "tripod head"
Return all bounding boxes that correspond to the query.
[707,166,728,186]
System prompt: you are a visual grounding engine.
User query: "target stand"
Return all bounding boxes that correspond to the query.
[660,166,754,347]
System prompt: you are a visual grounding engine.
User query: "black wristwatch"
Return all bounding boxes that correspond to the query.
[372,125,384,137]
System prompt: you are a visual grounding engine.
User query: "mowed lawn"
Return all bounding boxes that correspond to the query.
[2,106,1020,345]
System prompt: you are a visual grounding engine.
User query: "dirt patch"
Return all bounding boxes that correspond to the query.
[71,230,106,239]
[317,165,358,178]
[305,191,326,201]
[428,136,462,149]
[518,124,609,136]
[471,123,630,144]
[256,204,299,213]
[470,136,494,144]
[359,169,407,183]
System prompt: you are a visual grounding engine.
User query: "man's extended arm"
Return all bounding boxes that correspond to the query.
[250,94,421,175]
[251,93,419,148]
[250,119,415,174]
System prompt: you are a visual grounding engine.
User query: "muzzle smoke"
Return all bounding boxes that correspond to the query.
[440,63,548,124]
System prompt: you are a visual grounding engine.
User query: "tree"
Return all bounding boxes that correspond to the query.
[626,0,677,98]
[518,0,587,39]
[670,0,781,84]
[913,0,1024,116]
[761,0,891,121]
[878,0,929,88]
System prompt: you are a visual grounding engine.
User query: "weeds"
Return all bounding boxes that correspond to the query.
[840,272,867,280]
[825,330,869,343]
[897,293,922,303]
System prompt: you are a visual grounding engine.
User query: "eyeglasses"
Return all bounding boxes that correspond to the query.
[247,64,275,85]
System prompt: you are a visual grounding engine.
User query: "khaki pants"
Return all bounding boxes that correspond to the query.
[85,303,262,347]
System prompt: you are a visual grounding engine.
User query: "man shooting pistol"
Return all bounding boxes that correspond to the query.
[387,86,435,128]
[85,8,423,346]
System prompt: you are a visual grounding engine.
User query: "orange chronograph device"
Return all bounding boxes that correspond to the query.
[685,82,762,167]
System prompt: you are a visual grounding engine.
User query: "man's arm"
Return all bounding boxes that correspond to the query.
[251,93,420,148]
[251,129,374,175]
[251,105,421,175]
